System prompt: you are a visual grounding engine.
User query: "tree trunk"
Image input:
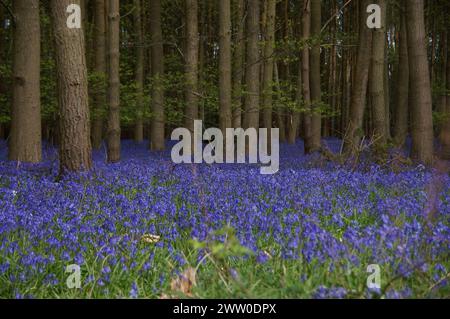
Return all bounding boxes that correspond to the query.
[302,0,312,154]
[393,7,409,146]
[149,0,165,151]
[262,0,276,132]
[51,0,92,173]
[310,0,322,151]
[343,0,373,154]
[92,0,107,149]
[232,0,245,128]
[244,0,260,130]
[134,0,144,143]
[107,0,121,162]
[440,30,450,159]
[370,0,387,147]
[184,0,199,134]
[219,0,232,134]
[9,0,42,163]
[406,0,434,164]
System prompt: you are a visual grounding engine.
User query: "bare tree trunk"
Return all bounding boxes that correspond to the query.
[184,0,199,134]
[134,0,144,143]
[343,0,373,154]
[232,0,245,128]
[393,7,409,146]
[107,0,121,162]
[310,0,322,151]
[440,30,450,159]
[302,0,312,154]
[9,0,42,163]
[370,0,387,147]
[149,0,165,151]
[262,0,276,132]
[92,0,107,149]
[244,0,260,130]
[406,0,434,164]
[51,0,92,173]
[219,0,232,135]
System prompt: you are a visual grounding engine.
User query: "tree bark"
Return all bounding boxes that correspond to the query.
[393,7,409,146]
[244,0,260,130]
[440,30,450,159]
[184,0,199,134]
[262,0,276,133]
[51,0,92,173]
[406,0,434,164]
[219,0,232,134]
[310,0,322,151]
[9,0,42,163]
[107,0,121,162]
[149,0,165,151]
[232,0,245,128]
[302,0,312,154]
[134,0,144,143]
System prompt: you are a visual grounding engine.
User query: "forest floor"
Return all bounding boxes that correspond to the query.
[0,139,449,298]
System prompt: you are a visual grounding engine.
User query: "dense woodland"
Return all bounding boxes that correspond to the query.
[0,0,449,170]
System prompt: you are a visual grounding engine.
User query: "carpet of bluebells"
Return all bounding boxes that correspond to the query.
[0,139,449,299]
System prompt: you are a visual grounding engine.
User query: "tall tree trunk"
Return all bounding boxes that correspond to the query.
[149,0,165,151]
[370,0,387,147]
[232,0,245,128]
[343,0,373,154]
[310,0,322,151]
[134,0,144,143]
[393,7,409,146]
[184,0,199,134]
[440,30,450,159]
[219,0,232,135]
[406,0,434,164]
[302,0,312,154]
[262,0,276,132]
[244,0,260,130]
[51,0,92,173]
[9,0,42,162]
[107,0,121,162]
[92,0,107,149]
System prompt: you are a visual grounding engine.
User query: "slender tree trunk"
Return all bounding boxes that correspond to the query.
[393,8,409,146]
[310,0,322,151]
[232,0,244,128]
[184,0,199,134]
[370,0,387,147]
[9,0,42,163]
[244,0,260,130]
[343,0,373,154]
[302,0,312,154]
[406,0,434,164]
[92,0,107,149]
[262,0,276,132]
[440,31,450,159]
[149,0,165,151]
[51,0,92,173]
[134,0,144,143]
[219,0,232,135]
[107,0,121,162]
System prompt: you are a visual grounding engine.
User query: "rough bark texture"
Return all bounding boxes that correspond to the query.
[9,0,42,163]
[134,0,144,143]
[370,0,387,146]
[393,8,409,146]
[244,0,260,130]
[219,0,232,134]
[92,0,107,149]
[232,0,245,128]
[310,0,322,151]
[184,0,200,134]
[343,0,373,154]
[107,0,121,162]
[149,0,165,151]
[51,0,92,173]
[406,0,434,164]
[262,0,276,132]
